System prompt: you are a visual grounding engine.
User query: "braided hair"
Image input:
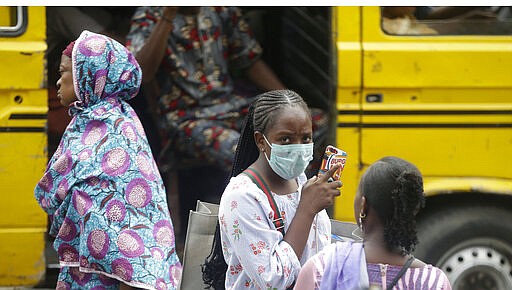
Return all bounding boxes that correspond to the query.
[359,156,426,255]
[202,90,310,289]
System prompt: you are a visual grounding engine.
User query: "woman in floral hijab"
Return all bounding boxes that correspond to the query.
[35,30,181,290]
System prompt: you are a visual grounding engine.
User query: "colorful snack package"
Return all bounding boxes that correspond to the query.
[318,145,348,181]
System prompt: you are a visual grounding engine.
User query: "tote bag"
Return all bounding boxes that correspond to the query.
[178,200,219,290]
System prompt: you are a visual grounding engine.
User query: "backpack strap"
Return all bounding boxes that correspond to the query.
[243,168,285,236]
[386,256,415,290]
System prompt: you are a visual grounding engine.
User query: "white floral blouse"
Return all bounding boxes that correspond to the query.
[219,173,331,290]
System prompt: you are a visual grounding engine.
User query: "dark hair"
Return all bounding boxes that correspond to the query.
[202,90,310,289]
[359,156,425,255]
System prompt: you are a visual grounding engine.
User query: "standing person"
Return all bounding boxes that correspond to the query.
[34,31,181,289]
[126,6,291,240]
[294,156,452,290]
[126,6,286,170]
[202,90,342,289]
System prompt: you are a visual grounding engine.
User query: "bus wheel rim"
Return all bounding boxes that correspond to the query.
[439,239,512,290]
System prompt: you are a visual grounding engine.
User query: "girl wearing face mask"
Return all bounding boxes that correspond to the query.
[202,90,341,290]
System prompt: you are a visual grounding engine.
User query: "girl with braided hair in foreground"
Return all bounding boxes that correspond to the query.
[202,90,342,289]
[295,156,452,290]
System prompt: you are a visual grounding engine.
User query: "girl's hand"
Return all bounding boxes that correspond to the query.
[299,165,342,216]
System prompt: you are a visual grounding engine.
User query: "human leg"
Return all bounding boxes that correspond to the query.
[174,119,241,169]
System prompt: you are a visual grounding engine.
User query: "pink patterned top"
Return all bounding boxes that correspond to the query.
[219,173,331,290]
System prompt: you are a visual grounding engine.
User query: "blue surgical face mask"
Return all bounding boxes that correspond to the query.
[263,135,314,180]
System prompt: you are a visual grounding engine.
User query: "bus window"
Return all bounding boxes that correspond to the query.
[381,6,512,35]
[0,6,27,36]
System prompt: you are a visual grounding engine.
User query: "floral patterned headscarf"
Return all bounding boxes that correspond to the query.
[35,31,181,289]
[69,30,140,114]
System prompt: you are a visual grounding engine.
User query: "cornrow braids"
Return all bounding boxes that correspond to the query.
[202,108,257,290]
[253,89,310,134]
[202,222,226,289]
[360,156,426,255]
[230,103,258,177]
[202,90,310,289]
[232,89,309,176]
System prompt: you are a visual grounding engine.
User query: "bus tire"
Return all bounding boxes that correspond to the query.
[415,205,512,290]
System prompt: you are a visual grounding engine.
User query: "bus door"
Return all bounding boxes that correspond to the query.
[0,6,47,286]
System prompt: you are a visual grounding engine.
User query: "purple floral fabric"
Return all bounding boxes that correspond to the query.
[34,30,181,290]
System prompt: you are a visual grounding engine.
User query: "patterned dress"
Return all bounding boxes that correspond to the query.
[126,7,328,172]
[34,31,181,290]
[295,242,452,290]
[126,7,262,168]
[219,173,332,289]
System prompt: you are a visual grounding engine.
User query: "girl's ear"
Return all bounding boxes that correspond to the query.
[254,131,265,153]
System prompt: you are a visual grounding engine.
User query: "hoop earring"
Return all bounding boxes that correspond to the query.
[358,212,366,233]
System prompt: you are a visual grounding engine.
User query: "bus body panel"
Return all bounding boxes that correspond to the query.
[0,6,47,286]
[333,6,512,222]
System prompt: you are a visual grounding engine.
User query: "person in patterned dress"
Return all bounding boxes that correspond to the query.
[34,31,181,290]
[126,7,287,170]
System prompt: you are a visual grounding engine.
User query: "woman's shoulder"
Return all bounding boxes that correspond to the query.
[368,259,444,272]
[302,242,357,273]
[222,174,260,199]
[422,263,450,277]
[411,258,444,274]
[368,261,450,280]
[313,241,354,261]
[226,173,254,188]
[411,264,452,288]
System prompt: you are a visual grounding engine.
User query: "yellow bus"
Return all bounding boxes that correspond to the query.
[0,6,47,286]
[332,7,512,289]
[255,6,512,289]
[1,6,511,290]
